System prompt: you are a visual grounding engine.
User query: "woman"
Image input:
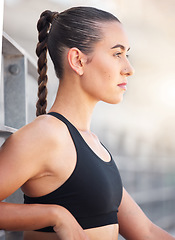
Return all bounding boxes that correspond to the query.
[0,6,174,240]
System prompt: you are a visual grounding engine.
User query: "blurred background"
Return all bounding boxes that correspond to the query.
[1,0,175,239]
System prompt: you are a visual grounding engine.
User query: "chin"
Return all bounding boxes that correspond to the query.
[105,95,124,105]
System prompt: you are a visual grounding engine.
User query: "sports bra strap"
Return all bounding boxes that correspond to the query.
[47,112,80,150]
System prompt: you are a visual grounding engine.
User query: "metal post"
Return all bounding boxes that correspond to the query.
[0,0,4,76]
[1,32,37,240]
[0,0,4,127]
[0,1,5,239]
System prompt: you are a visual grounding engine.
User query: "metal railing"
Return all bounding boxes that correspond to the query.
[0,32,37,240]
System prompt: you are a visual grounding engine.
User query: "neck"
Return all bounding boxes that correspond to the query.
[49,80,98,131]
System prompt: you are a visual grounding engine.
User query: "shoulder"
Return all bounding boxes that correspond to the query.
[0,114,73,199]
[6,114,68,147]
[1,114,70,174]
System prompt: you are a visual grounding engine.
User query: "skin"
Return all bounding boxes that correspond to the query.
[0,21,174,240]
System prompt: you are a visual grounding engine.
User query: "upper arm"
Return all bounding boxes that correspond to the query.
[118,187,152,240]
[0,117,56,201]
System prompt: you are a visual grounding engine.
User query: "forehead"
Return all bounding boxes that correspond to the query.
[97,21,130,50]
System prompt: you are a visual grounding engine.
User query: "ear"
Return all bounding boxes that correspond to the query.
[67,48,86,76]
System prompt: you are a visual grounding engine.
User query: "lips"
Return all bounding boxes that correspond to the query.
[117,82,127,90]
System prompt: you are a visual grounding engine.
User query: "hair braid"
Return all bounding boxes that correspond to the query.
[36,10,58,116]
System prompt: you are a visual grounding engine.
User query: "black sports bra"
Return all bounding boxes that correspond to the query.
[24,112,123,231]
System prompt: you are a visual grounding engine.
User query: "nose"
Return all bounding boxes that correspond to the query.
[121,60,135,76]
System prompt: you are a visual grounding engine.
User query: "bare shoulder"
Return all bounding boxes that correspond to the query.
[1,113,72,170]
[1,114,68,152]
[0,114,69,200]
[30,114,69,140]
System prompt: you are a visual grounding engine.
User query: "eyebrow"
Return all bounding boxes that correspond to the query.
[111,44,130,51]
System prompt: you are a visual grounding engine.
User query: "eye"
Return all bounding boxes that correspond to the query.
[114,52,129,59]
[114,52,122,58]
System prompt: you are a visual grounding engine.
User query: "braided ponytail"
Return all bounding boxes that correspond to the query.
[36,10,58,116]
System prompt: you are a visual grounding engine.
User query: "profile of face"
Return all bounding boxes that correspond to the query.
[74,21,134,105]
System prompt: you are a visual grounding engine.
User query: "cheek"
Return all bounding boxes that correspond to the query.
[83,64,109,94]
[86,57,117,83]
[81,56,122,102]
[98,57,121,83]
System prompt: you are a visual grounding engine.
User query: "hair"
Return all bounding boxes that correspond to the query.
[36,6,120,116]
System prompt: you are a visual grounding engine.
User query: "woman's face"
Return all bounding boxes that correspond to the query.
[81,21,134,104]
